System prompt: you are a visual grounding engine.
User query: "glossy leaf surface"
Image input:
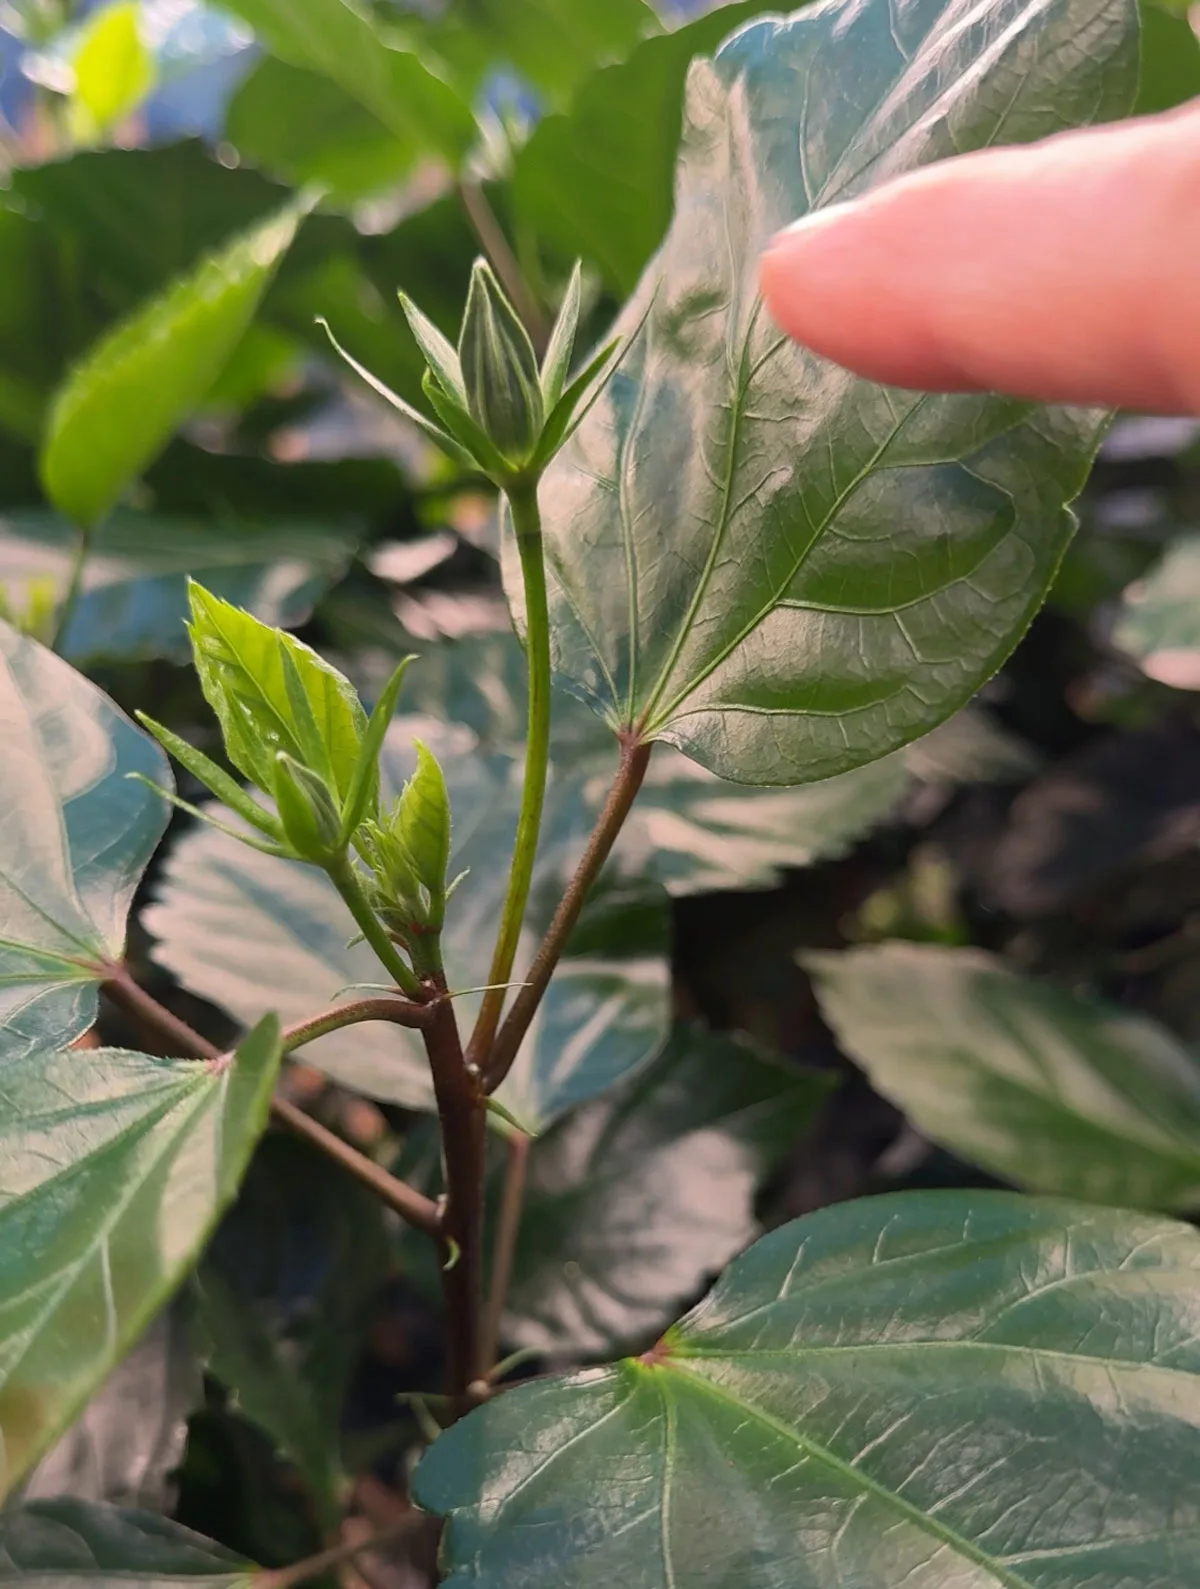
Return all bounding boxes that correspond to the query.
[505,1026,831,1354]
[0,622,169,1063]
[0,512,356,664]
[535,0,1137,784]
[809,942,1200,1210]
[146,721,670,1128]
[1112,530,1200,689]
[419,1191,1200,1587]
[40,202,305,529]
[187,585,366,802]
[220,0,473,163]
[0,1018,282,1498]
[0,1501,254,1587]
[512,1,766,292]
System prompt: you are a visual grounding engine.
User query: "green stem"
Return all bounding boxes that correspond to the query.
[329,859,425,1001]
[468,484,551,1067]
[52,521,93,654]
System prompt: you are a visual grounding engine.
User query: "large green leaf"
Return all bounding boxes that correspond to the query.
[512,1,769,293]
[40,201,306,529]
[531,0,1137,786]
[226,59,413,204]
[418,1191,1200,1587]
[0,512,356,664]
[9,143,284,313]
[808,943,1200,1210]
[0,1017,282,1498]
[219,0,473,164]
[1112,529,1200,690]
[505,1026,832,1355]
[146,721,670,1129]
[0,1501,254,1587]
[418,0,658,104]
[0,621,169,1063]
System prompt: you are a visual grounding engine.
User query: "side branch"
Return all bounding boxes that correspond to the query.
[102,968,440,1238]
[483,738,652,1092]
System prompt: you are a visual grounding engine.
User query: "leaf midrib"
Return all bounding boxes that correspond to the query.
[660,1364,1038,1589]
[672,1339,1200,1389]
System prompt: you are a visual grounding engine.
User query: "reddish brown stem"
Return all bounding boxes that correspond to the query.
[280,996,432,1050]
[102,970,441,1238]
[421,980,487,1406]
[270,1095,440,1236]
[484,739,652,1093]
[103,965,221,1059]
[481,1129,530,1371]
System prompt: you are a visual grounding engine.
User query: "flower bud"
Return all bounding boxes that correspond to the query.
[458,260,544,466]
[273,752,343,863]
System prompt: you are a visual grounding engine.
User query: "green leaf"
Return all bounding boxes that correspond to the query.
[396,633,1026,896]
[1135,0,1200,113]
[272,753,344,862]
[0,511,356,665]
[219,0,473,163]
[0,1017,282,1498]
[146,721,670,1127]
[418,0,659,105]
[226,58,414,204]
[533,0,1138,785]
[418,1191,1200,1587]
[629,742,910,895]
[40,201,306,529]
[340,657,414,844]
[187,584,367,803]
[539,262,582,410]
[512,1,768,293]
[390,740,452,902]
[20,1309,200,1512]
[194,1137,387,1527]
[398,292,466,409]
[0,620,169,1063]
[808,942,1200,1210]
[1112,528,1200,689]
[134,718,283,844]
[69,3,156,140]
[505,1026,832,1355]
[0,1500,255,1586]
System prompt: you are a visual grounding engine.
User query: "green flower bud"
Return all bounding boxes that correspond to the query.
[458,259,544,467]
[273,752,343,864]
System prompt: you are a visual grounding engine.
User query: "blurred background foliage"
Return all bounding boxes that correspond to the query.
[2,0,1200,1579]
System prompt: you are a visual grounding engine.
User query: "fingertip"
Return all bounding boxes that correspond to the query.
[759,205,855,346]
